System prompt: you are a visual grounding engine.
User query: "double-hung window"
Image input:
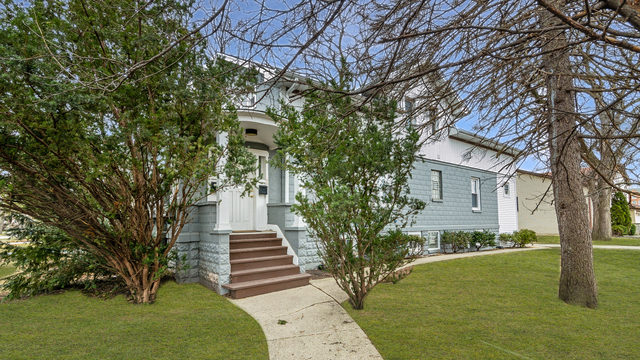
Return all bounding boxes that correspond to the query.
[431,170,442,200]
[503,182,510,197]
[471,177,481,210]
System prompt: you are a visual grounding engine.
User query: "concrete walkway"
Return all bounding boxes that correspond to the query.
[230,278,383,360]
[230,246,546,360]
[409,245,544,268]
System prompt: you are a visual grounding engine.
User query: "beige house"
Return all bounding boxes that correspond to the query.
[516,170,594,235]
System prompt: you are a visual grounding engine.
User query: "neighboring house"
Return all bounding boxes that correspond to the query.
[173,61,521,298]
[516,170,559,235]
[628,191,640,228]
[516,170,595,235]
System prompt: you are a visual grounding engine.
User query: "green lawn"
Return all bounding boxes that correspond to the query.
[0,280,268,360]
[537,235,640,246]
[0,264,16,279]
[347,249,640,359]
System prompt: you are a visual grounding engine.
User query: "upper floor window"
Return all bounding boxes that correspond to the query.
[241,73,264,108]
[471,177,481,210]
[241,93,257,108]
[504,182,510,197]
[404,98,414,112]
[431,170,442,200]
[405,98,415,129]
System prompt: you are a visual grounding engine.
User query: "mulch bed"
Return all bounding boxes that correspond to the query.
[306,269,333,280]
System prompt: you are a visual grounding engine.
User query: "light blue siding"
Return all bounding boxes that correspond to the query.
[407,157,500,232]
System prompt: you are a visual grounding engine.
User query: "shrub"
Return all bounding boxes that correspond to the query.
[630,224,636,236]
[0,215,116,300]
[612,225,626,237]
[1,215,187,301]
[499,233,514,247]
[440,231,471,253]
[471,230,497,251]
[512,229,537,247]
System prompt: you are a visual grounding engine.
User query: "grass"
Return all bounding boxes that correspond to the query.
[347,249,640,359]
[537,234,640,246]
[0,280,268,360]
[0,264,16,279]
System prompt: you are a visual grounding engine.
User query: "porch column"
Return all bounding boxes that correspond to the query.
[200,131,231,295]
[284,168,290,203]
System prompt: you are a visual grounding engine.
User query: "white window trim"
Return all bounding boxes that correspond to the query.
[503,182,510,197]
[472,177,481,211]
[427,231,440,250]
[431,170,442,201]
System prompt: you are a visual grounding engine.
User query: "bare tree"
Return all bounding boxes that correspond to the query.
[222,0,640,308]
[285,0,640,308]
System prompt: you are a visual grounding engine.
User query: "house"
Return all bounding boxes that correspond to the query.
[628,191,640,229]
[403,125,520,251]
[173,61,520,298]
[516,170,596,235]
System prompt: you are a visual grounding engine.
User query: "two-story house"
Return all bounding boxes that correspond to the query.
[173,61,520,298]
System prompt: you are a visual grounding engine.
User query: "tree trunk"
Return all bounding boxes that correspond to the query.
[112,257,161,304]
[591,185,612,241]
[541,0,598,308]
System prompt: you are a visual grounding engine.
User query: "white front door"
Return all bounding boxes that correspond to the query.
[228,149,269,231]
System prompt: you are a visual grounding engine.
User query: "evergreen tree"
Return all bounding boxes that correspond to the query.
[269,64,426,310]
[611,191,632,235]
[0,0,256,303]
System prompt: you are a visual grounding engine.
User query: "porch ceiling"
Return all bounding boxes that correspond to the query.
[238,112,279,150]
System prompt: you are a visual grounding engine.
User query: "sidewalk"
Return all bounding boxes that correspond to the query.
[408,245,543,268]
[537,243,640,250]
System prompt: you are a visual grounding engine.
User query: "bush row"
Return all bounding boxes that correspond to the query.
[499,229,538,248]
[439,229,538,254]
[440,230,497,253]
[612,224,636,236]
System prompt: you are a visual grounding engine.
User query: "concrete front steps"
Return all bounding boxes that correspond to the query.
[222,232,311,299]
